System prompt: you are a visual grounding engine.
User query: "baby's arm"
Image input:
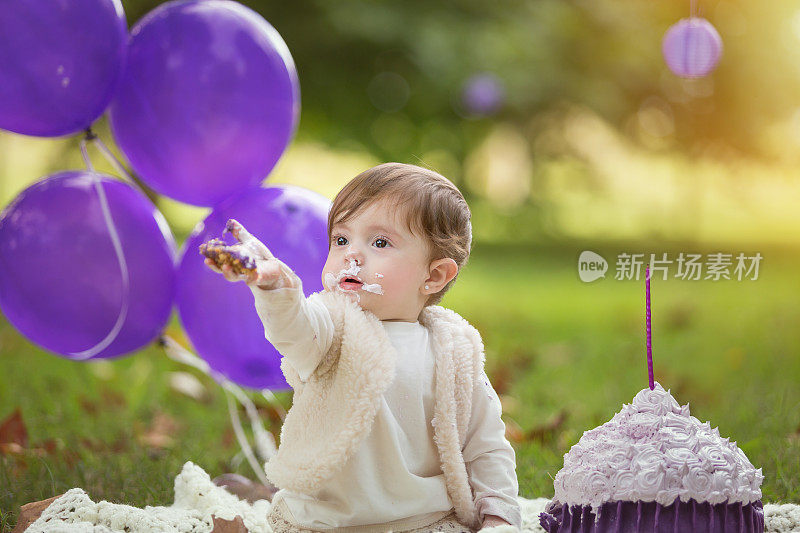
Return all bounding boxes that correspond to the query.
[248,281,333,383]
[203,219,334,382]
[462,370,522,529]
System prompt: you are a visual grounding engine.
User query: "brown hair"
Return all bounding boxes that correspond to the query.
[328,162,472,307]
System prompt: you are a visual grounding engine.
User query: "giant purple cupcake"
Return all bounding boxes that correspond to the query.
[539,382,764,532]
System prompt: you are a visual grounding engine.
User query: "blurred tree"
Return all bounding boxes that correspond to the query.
[124,1,796,161]
[111,0,800,243]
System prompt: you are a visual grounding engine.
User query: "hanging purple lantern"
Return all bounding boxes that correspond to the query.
[662,17,723,78]
[460,73,505,117]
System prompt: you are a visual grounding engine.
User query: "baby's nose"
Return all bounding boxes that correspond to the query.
[344,248,362,265]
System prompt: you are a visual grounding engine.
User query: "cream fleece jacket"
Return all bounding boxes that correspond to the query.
[249,281,521,531]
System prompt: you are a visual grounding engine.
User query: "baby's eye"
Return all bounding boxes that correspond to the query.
[373,237,390,249]
[334,235,348,246]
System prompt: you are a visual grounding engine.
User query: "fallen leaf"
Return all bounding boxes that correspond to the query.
[212,473,279,503]
[211,514,248,533]
[526,410,568,443]
[100,388,127,409]
[490,366,513,396]
[40,439,58,455]
[61,448,80,469]
[222,426,236,450]
[78,395,99,416]
[787,423,800,443]
[504,418,525,443]
[0,408,28,450]
[146,447,167,459]
[138,411,181,449]
[503,410,568,444]
[80,437,105,453]
[489,350,533,395]
[11,494,62,533]
[0,416,62,460]
[109,434,130,453]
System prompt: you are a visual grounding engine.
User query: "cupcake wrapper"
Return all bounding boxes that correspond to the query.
[539,498,764,533]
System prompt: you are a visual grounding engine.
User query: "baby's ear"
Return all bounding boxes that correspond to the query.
[426,258,458,290]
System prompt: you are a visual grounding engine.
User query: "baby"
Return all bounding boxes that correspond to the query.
[204,163,521,532]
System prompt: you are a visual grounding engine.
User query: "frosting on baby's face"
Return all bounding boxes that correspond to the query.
[553,382,763,516]
[321,198,433,322]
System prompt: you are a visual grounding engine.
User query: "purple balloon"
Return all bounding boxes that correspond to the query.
[662,17,723,78]
[109,0,300,207]
[176,184,331,390]
[0,172,177,358]
[0,0,127,137]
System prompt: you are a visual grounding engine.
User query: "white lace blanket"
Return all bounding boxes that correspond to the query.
[23,462,800,533]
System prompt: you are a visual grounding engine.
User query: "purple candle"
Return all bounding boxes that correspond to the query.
[646,265,654,390]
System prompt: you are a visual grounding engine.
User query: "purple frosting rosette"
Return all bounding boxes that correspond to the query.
[539,383,764,533]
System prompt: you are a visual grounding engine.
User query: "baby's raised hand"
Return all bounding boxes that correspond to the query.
[200,219,295,290]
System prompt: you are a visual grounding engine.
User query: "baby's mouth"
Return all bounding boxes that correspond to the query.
[339,277,363,291]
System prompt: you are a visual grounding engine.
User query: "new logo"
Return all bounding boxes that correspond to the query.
[578,251,607,282]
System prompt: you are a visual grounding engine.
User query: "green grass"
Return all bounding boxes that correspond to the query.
[445,242,800,504]
[1,242,799,531]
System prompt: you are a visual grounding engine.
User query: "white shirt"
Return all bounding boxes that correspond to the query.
[251,285,521,530]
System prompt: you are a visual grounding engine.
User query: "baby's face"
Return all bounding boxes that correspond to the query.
[322,198,432,321]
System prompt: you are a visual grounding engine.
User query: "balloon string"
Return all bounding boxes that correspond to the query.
[70,133,130,360]
[79,137,95,172]
[646,265,654,390]
[224,378,279,471]
[91,133,153,202]
[160,334,281,484]
[262,388,287,419]
[225,389,270,487]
